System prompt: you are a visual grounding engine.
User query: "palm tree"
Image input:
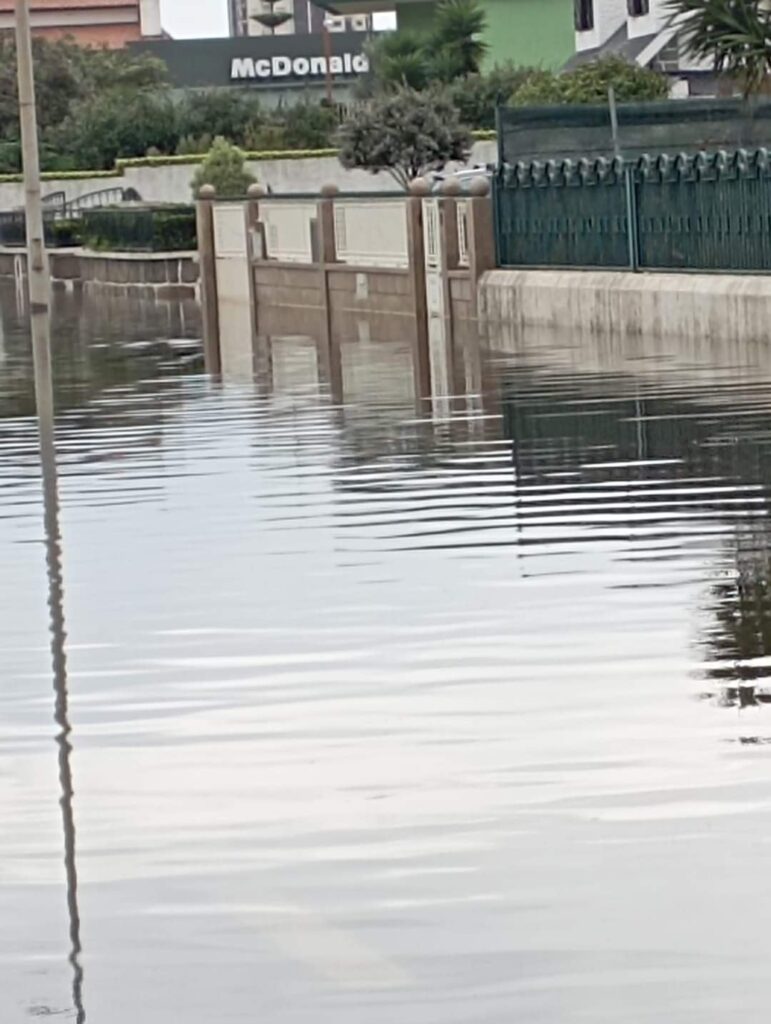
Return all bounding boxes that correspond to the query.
[367,31,431,91]
[432,0,489,79]
[667,0,771,97]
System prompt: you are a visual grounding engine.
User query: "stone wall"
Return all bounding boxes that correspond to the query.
[479,268,771,346]
[0,142,497,210]
[0,247,198,299]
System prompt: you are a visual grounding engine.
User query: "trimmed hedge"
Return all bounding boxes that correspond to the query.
[0,135,496,184]
[0,213,83,247]
[81,205,197,252]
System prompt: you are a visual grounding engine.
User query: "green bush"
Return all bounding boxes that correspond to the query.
[81,206,196,252]
[510,57,669,106]
[281,102,339,150]
[176,91,265,149]
[48,219,83,247]
[190,137,256,198]
[450,64,535,129]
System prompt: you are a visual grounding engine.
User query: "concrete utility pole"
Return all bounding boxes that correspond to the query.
[14,7,82,1021]
[15,0,54,428]
[15,0,49,308]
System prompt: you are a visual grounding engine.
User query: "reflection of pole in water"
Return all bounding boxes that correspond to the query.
[15,2,84,1017]
[38,360,85,1023]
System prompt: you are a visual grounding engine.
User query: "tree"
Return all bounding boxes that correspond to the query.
[667,0,771,97]
[338,88,472,189]
[365,31,431,91]
[449,63,536,129]
[510,57,669,106]
[0,37,84,142]
[54,90,178,170]
[0,37,170,171]
[281,102,339,149]
[191,137,256,197]
[177,91,264,149]
[361,0,487,94]
[432,0,488,79]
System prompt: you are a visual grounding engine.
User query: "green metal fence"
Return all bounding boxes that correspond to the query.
[494,148,771,273]
[81,206,197,253]
[497,99,771,165]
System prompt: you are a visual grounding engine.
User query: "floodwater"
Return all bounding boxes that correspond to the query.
[3,282,771,1023]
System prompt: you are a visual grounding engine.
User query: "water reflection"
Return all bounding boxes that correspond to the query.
[7,292,771,1020]
[29,291,85,1021]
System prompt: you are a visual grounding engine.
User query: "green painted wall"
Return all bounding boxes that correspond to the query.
[395,0,574,70]
[396,2,436,35]
[482,0,574,70]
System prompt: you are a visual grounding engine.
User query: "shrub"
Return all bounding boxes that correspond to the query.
[190,137,256,198]
[81,206,196,252]
[281,102,339,150]
[450,64,535,129]
[510,58,669,106]
[338,87,472,189]
[53,90,179,170]
[48,219,83,247]
[176,91,264,148]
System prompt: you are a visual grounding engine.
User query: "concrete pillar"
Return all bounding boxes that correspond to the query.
[407,181,431,405]
[195,185,221,376]
[466,179,495,318]
[140,0,163,37]
[316,184,339,371]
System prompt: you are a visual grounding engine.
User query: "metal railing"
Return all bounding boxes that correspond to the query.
[494,148,771,273]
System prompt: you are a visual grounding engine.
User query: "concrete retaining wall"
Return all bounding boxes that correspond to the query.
[0,247,198,298]
[0,142,497,210]
[479,269,771,346]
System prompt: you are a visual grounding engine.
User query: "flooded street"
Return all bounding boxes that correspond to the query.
[3,281,771,1022]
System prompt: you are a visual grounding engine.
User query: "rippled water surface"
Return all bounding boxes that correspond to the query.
[3,283,771,1022]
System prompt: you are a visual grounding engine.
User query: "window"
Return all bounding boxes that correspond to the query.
[628,0,650,14]
[574,0,594,31]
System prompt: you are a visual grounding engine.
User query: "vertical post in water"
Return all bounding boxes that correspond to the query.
[608,85,639,272]
[195,185,222,375]
[15,0,53,417]
[15,7,84,1021]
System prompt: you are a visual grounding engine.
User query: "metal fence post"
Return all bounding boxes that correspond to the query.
[624,166,640,272]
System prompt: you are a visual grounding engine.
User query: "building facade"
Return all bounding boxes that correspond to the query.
[0,0,163,48]
[135,31,371,108]
[571,0,710,95]
[315,0,575,69]
[229,0,371,37]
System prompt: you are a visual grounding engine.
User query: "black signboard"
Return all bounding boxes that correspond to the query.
[132,32,371,90]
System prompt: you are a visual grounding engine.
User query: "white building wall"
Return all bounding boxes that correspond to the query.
[247,0,296,37]
[575,0,627,53]
[626,0,669,41]
[139,0,162,37]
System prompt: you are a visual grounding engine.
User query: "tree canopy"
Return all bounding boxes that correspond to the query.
[509,57,670,106]
[338,87,471,189]
[366,0,488,92]
[667,0,771,97]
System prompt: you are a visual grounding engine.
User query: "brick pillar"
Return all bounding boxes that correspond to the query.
[195,185,221,376]
[406,181,431,404]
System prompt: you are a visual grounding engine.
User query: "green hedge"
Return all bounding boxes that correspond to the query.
[81,205,197,252]
[0,213,83,247]
[0,135,496,183]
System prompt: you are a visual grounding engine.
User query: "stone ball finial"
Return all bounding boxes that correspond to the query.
[198,184,216,199]
[409,177,431,197]
[247,182,266,199]
[441,177,462,197]
[320,183,340,197]
[469,176,491,197]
